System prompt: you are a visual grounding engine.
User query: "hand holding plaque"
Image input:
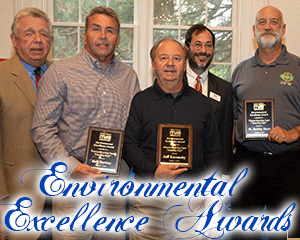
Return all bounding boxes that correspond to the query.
[156,124,193,169]
[84,127,124,175]
[243,99,275,140]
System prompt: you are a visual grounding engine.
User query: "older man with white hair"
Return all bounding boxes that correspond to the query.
[0,7,52,240]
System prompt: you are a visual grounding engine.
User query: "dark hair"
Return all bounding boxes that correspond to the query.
[85,6,120,34]
[150,38,188,61]
[185,23,215,48]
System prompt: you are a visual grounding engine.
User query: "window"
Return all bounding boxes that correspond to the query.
[52,0,135,67]
[51,0,236,88]
[152,0,233,81]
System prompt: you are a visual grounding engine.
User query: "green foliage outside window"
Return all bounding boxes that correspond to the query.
[53,0,233,81]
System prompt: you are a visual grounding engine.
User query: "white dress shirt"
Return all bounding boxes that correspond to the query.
[186,63,209,97]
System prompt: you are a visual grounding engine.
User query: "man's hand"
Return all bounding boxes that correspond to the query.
[268,126,300,144]
[71,164,105,180]
[154,164,188,181]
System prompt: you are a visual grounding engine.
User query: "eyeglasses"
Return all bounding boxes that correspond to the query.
[189,42,214,50]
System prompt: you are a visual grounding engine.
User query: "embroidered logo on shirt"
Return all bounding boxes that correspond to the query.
[280,72,294,86]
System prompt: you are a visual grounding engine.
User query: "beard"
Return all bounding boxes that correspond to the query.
[255,27,283,48]
[188,51,213,72]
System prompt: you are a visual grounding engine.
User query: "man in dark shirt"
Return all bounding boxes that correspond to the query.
[123,38,222,239]
[123,38,222,180]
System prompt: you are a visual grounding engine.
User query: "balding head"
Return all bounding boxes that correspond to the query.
[255,6,284,27]
[253,6,286,49]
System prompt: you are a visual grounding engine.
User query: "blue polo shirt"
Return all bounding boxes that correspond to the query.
[232,45,300,154]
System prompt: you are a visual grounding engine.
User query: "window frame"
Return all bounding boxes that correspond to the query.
[48,0,239,89]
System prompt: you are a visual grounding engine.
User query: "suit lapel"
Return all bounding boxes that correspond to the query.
[10,55,37,108]
[208,73,219,93]
[207,73,220,111]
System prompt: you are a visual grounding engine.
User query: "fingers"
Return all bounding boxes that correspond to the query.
[167,164,188,174]
[268,126,284,144]
[155,164,188,180]
[174,167,188,175]
[166,164,180,170]
[71,164,105,180]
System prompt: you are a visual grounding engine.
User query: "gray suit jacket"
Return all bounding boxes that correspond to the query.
[0,55,48,239]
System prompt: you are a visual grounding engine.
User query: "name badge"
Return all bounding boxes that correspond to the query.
[209,91,221,102]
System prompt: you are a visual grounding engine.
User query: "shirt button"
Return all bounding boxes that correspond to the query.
[174,111,177,113]
[103,110,106,113]
[103,91,106,94]
[265,71,268,74]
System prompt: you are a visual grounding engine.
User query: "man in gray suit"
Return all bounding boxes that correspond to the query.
[0,7,52,239]
[185,23,233,173]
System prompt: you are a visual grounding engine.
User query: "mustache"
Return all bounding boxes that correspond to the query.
[194,52,211,57]
[259,31,277,37]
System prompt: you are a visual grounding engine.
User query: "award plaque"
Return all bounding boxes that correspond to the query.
[84,127,124,175]
[156,123,193,169]
[243,99,275,140]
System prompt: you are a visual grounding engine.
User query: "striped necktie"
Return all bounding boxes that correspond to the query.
[34,67,41,88]
[194,76,202,93]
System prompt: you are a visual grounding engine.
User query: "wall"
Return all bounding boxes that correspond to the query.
[237,0,300,63]
[269,0,300,57]
[0,0,14,58]
[0,0,299,74]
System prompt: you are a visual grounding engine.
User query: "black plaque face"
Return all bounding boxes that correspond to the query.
[84,127,124,175]
[243,99,275,140]
[157,124,193,169]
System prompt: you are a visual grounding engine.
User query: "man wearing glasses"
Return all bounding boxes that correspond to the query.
[185,24,233,174]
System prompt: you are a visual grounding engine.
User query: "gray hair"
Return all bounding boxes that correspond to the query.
[85,6,120,34]
[11,7,52,36]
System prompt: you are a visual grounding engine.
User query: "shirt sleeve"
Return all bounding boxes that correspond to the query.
[31,65,80,176]
[231,66,240,120]
[125,74,141,120]
[122,94,157,178]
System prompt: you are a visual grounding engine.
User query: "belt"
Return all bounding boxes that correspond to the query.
[235,141,300,158]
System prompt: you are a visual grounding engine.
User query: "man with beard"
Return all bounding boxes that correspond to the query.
[185,24,233,173]
[232,6,300,239]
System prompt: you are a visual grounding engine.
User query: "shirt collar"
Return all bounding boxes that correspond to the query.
[186,63,209,83]
[152,75,192,100]
[81,48,116,70]
[251,44,289,67]
[19,57,48,74]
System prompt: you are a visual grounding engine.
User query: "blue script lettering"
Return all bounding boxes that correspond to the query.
[5,197,54,232]
[39,162,106,197]
[5,197,149,232]
[164,200,295,239]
